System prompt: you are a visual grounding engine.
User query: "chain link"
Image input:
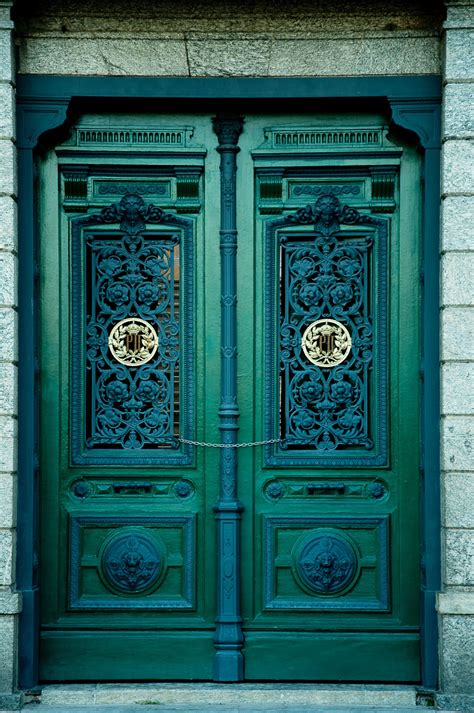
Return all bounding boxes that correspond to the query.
[177,437,280,449]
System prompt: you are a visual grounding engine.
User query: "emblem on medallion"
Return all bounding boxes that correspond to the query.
[108,317,159,367]
[301,318,352,368]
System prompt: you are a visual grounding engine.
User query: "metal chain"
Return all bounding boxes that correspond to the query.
[177,437,280,449]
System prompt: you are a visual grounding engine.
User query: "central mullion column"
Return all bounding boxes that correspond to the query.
[212,115,244,681]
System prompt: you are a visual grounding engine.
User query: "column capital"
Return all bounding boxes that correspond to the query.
[213,115,244,149]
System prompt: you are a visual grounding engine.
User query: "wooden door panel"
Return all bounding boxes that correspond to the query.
[39,114,219,680]
[39,109,422,682]
[261,516,390,613]
[238,114,421,681]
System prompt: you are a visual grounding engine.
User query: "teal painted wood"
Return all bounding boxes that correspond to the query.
[212,115,245,682]
[33,114,217,682]
[264,194,389,467]
[16,75,441,100]
[389,102,442,689]
[16,77,441,689]
[70,193,195,464]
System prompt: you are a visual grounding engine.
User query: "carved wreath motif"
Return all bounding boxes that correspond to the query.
[108,318,159,367]
[302,319,352,368]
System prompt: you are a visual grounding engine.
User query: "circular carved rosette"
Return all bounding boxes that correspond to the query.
[292,528,360,596]
[301,319,352,368]
[99,529,165,595]
[108,317,159,367]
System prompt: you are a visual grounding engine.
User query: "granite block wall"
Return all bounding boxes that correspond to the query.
[437,2,474,710]
[0,0,20,702]
[0,0,472,706]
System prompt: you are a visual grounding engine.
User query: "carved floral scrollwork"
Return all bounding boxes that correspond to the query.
[84,193,180,450]
[288,192,376,236]
[280,192,374,452]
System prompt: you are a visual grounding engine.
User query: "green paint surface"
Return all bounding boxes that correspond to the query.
[39,108,421,681]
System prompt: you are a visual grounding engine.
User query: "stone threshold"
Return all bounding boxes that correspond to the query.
[37,684,422,707]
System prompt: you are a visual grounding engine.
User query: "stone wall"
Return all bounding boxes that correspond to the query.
[13,0,443,76]
[1,0,473,707]
[437,1,474,711]
[0,0,21,707]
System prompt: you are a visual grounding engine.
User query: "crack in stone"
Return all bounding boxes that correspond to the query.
[100,52,128,74]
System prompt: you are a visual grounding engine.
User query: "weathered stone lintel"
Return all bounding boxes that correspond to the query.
[16,35,441,76]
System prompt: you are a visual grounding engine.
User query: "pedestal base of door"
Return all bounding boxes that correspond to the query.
[243,632,420,681]
[39,632,214,681]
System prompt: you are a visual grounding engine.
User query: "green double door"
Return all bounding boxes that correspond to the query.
[39,108,422,681]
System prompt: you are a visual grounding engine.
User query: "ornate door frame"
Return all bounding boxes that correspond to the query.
[16,75,441,689]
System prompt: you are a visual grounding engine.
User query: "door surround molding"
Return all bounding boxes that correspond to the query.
[15,74,441,689]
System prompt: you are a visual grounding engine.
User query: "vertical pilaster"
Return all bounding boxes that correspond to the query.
[437,2,474,708]
[15,97,68,690]
[212,115,244,682]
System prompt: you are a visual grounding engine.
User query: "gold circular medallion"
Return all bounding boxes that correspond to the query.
[108,318,159,367]
[301,319,352,368]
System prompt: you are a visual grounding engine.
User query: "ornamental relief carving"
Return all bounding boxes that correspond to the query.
[293,529,359,596]
[100,530,165,594]
[277,192,379,454]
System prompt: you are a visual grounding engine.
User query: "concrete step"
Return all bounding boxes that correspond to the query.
[14,684,460,713]
[14,706,461,713]
[36,684,421,708]
[15,708,453,713]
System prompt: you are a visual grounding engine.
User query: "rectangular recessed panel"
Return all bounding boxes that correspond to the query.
[263,516,390,612]
[75,127,195,148]
[93,180,172,199]
[243,632,419,681]
[68,514,196,610]
[262,127,384,150]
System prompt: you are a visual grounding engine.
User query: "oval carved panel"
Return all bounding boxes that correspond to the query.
[100,529,165,594]
[292,528,359,596]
